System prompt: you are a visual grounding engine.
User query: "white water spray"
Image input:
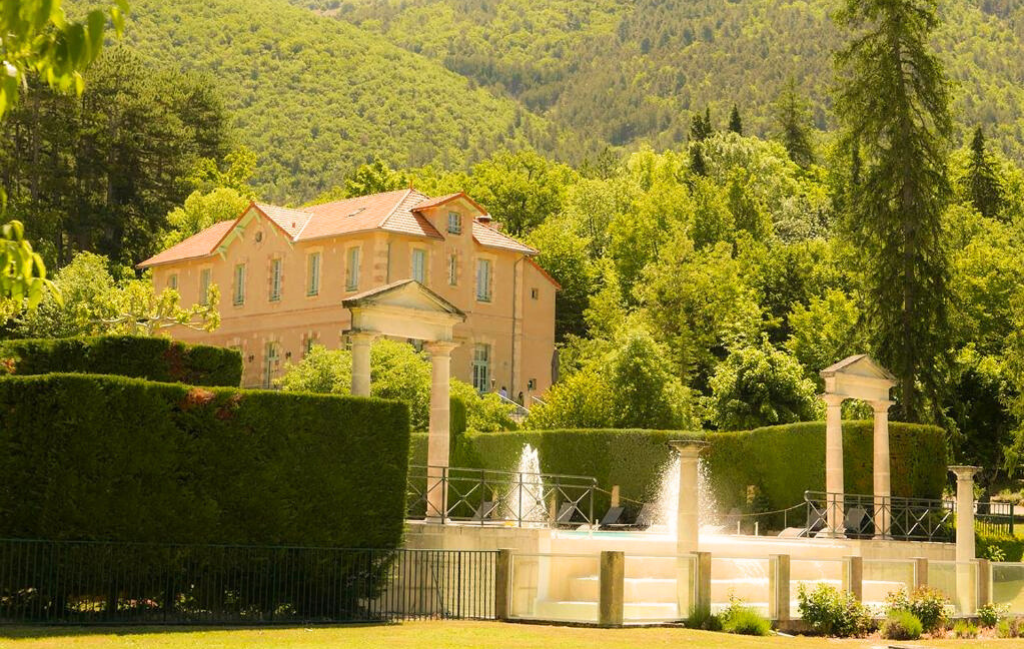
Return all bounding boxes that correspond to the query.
[505,444,547,525]
[652,456,719,534]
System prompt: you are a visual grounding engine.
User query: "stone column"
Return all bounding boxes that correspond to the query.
[951,466,980,563]
[822,394,846,536]
[872,400,893,539]
[349,332,376,397]
[668,440,710,555]
[425,341,458,523]
[951,465,980,615]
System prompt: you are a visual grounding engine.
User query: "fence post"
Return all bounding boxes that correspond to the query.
[976,559,992,610]
[599,551,625,627]
[913,557,929,589]
[611,485,620,508]
[842,556,863,602]
[495,549,513,621]
[1012,503,1016,537]
[768,554,790,623]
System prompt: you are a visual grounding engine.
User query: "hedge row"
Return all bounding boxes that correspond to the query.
[0,336,242,387]
[0,373,410,548]
[411,422,947,514]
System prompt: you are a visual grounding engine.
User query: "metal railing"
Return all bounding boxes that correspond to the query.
[406,465,597,527]
[0,538,496,625]
[804,491,956,542]
[977,501,1024,537]
[496,393,529,420]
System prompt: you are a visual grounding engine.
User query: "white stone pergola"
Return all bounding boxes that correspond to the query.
[342,280,466,523]
[819,355,897,538]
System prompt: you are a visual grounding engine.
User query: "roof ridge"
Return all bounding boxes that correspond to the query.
[377,188,414,229]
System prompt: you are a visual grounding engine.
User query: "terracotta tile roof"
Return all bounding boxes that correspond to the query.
[138,220,235,268]
[139,189,535,268]
[298,189,443,241]
[411,191,489,216]
[255,202,312,238]
[472,221,536,254]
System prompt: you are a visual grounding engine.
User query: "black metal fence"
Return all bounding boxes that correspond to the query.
[977,501,1024,537]
[0,539,497,625]
[406,465,597,527]
[804,492,956,542]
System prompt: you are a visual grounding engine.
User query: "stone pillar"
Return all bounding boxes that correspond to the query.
[872,400,893,539]
[599,550,625,627]
[495,548,513,620]
[425,341,458,523]
[668,440,710,555]
[769,554,790,622]
[951,465,980,615]
[952,466,980,563]
[349,332,376,397]
[822,394,846,536]
[842,556,863,602]
[913,557,929,589]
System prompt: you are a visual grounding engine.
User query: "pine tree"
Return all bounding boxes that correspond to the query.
[728,105,743,135]
[689,143,707,176]
[964,126,1004,219]
[689,107,713,142]
[834,0,953,421]
[774,77,815,168]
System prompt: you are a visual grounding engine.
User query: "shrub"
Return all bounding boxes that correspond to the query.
[684,608,722,631]
[997,617,1024,638]
[977,530,1024,562]
[880,611,923,640]
[885,586,949,633]
[796,583,872,637]
[953,620,979,638]
[0,335,242,386]
[0,373,410,548]
[720,596,771,636]
[978,602,1008,627]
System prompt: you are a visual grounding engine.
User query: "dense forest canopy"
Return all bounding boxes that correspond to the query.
[6,0,1024,487]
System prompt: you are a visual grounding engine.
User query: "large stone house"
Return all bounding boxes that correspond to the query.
[138,189,559,399]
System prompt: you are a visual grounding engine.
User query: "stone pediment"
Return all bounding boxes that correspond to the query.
[343,280,465,342]
[820,354,895,403]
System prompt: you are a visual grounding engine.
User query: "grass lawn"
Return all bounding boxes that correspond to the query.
[3,621,1024,649]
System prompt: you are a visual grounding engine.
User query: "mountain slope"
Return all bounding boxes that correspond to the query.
[106,0,559,202]
[310,0,1024,158]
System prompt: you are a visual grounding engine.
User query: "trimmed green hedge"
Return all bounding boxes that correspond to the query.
[0,336,242,387]
[0,373,410,548]
[410,422,947,514]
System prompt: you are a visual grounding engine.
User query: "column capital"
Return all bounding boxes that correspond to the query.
[871,399,894,413]
[950,465,981,481]
[668,439,710,459]
[821,393,846,408]
[346,330,378,345]
[424,340,460,357]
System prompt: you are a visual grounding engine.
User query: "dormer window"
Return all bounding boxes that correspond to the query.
[448,212,462,235]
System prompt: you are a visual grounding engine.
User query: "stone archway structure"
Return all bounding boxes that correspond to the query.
[819,355,897,537]
[342,280,466,523]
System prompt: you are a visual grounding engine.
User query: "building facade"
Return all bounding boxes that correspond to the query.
[139,190,559,400]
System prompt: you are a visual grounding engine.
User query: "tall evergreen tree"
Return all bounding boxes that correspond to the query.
[774,77,816,168]
[834,0,953,421]
[689,143,707,176]
[728,105,743,135]
[689,107,713,142]
[964,126,1004,219]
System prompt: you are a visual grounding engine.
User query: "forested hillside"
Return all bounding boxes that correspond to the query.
[304,0,1024,158]
[94,0,562,202]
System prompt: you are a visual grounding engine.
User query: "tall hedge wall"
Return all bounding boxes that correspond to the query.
[410,422,947,514]
[0,336,242,387]
[0,373,410,548]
